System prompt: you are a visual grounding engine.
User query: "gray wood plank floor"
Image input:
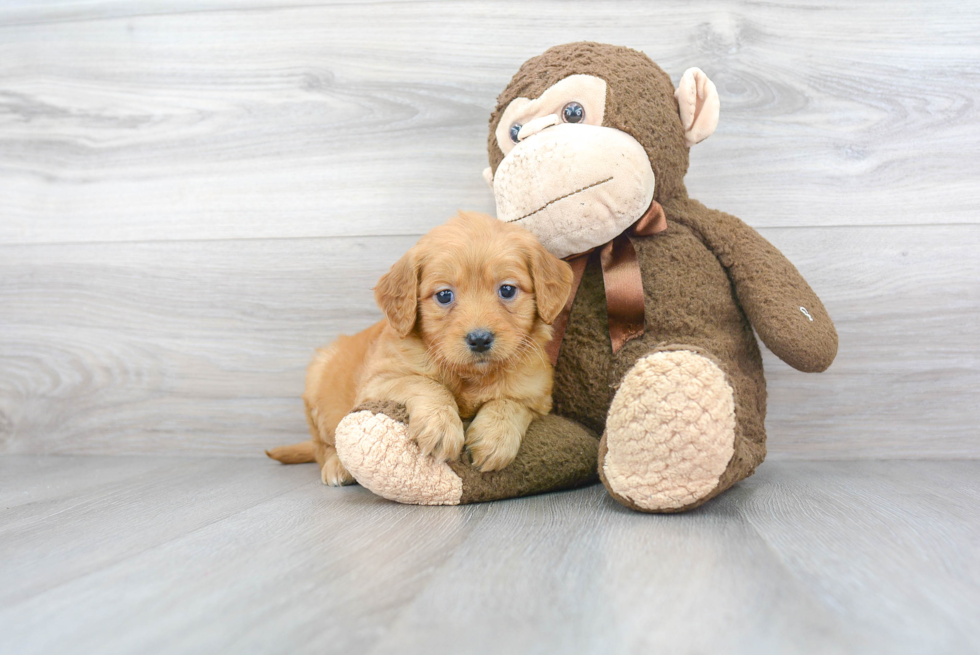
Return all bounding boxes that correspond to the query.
[1,457,977,654]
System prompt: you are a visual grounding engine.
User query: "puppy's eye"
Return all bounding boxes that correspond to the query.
[509,124,522,143]
[562,102,585,124]
[434,289,454,305]
[498,284,518,300]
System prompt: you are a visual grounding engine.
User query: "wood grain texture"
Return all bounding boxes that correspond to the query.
[737,460,980,654]
[0,456,489,654]
[0,235,413,455]
[0,457,310,607]
[1,224,977,457]
[763,224,980,458]
[1,1,979,245]
[1,457,977,654]
[0,1,978,458]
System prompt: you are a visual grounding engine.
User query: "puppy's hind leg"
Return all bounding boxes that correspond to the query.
[307,396,356,486]
[267,435,355,485]
[320,445,355,486]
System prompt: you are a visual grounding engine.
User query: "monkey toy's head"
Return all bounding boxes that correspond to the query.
[484,42,720,259]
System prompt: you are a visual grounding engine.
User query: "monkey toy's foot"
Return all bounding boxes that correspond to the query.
[334,401,600,506]
[334,402,463,505]
[599,349,738,513]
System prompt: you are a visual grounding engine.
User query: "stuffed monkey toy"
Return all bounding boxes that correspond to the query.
[333,42,838,512]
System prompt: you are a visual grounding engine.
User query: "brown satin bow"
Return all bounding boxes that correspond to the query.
[544,200,668,366]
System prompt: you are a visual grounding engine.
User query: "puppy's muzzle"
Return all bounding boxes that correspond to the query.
[465,329,495,353]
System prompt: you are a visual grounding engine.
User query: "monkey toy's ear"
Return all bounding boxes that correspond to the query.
[675,67,720,147]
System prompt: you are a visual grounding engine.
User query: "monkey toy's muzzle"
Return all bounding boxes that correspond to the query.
[492,123,655,260]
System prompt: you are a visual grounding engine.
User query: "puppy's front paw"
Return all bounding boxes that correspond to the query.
[409,405,465,462]
[321,451,355,486]
[465,415,522,472]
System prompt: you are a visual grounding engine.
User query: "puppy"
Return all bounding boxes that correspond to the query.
[267,211,574,485]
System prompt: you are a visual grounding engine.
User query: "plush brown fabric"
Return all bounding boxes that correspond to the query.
[354,400,409,424]
[450,415,599,503]
[351,402,600,504]
[667,197,839,372]
[555,219,771,509]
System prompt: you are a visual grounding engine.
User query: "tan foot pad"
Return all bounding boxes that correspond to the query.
[335,405,463,506]
[601,350,736,512]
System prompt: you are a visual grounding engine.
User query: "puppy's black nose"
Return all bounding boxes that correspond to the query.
[465,330,495,353]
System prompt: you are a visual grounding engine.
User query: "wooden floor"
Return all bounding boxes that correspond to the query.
[1,457,977,654]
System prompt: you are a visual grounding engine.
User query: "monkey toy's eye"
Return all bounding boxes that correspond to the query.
[434,289,454,305]
[562,101,585,124]
[509,123,522,143]
[498,284,518,300]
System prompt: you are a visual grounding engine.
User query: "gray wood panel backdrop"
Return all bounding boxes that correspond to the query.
[1,0,978,458]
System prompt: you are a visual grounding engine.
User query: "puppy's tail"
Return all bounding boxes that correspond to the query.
[265,440,316,464]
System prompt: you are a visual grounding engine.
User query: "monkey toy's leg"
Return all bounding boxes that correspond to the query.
[598,345,764,513]
[333,401,600,506]
[553,222,770,513]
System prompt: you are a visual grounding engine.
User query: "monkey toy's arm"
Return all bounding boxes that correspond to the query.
[670,198,838,373]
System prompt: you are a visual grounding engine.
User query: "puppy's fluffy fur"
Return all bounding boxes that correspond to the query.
[267,211,574,485]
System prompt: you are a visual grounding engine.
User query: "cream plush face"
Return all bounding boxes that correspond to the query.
[487,74,655,259]
[485,67,720,260]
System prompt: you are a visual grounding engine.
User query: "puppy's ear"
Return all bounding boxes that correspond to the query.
[374,248,419,337]
[528,240,574,325]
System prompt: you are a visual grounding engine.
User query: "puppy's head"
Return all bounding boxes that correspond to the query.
[374,211,573,373]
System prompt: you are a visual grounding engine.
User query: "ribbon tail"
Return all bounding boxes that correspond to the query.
[600,234,646,354]
[544,200,665,362]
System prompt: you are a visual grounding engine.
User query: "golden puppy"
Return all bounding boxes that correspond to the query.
[267,211,574,485]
